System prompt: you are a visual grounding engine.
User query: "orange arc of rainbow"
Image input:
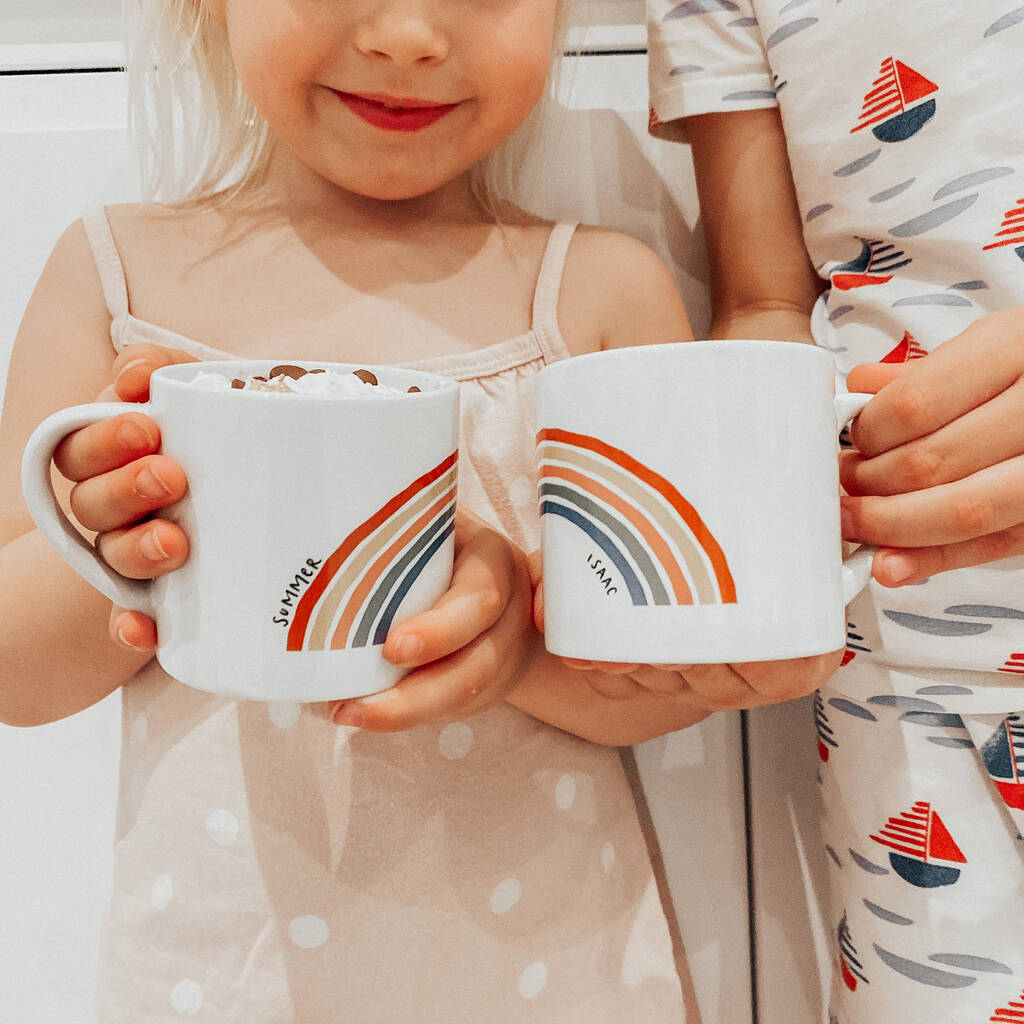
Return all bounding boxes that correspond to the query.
[287,452,458,651]
[537,428,736,603]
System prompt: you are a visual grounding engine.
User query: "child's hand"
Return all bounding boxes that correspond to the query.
[562,653,843,711]
[330,510,534,731]
[839,307,1024,586]
[529,551,841,710]
[57,343,199,649]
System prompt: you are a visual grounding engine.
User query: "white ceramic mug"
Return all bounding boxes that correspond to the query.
[535,340,874,663]
[22,360,460,701]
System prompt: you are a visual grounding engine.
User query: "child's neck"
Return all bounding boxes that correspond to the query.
[249,147,490,234]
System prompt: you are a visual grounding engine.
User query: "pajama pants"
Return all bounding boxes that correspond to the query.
[815,685,1024,1023]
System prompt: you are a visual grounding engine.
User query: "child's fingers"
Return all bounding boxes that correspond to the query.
[841,455,1024,548]
[848,311,1024,458]
[109,607,158,650]
[870,522,1024,587]
[845,361,905,395]
[839,380,1024,497]
[69,453,187,533]
[382,524,521,667]
[112,344,200,402]
[526,549,544,633]
[337,567,533,731]
[334,625,527,732]
[52,412,161,482]
[678,651,841,711]
[96,520,190,579]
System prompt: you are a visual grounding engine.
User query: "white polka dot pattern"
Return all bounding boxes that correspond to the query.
[489,877,521,914]
[438,722,474,760]
[554,774,576,810]
[151,873,173,910]
[204,809,239,847]
[601,841,616,875]
[517,961,548,999]
[289,914,329,949]
[507,474,535,508]
[170,979,203,1015]
[268,701,301,728]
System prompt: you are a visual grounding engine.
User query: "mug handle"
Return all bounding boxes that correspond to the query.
[834,391,876,605]
[21,402,156,616]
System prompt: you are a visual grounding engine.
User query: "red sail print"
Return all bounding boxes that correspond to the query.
[881,331,928,363]
[837,914,868,990]
[983,198,1024,254]
[999,652,1024,675]
[989,987,1024,1023]
[851,58,937,134]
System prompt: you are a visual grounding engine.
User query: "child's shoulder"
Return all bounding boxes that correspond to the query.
[558,224,693,356]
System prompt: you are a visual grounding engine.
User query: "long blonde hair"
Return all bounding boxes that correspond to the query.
[125,0,573,214]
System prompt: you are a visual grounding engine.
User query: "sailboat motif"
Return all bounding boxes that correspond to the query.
[837,914,869,991]
[999,652,1024,675]
[815,691,837,761]
[851,57,938,142]
[982,198,1024,262]
[832,238,912,290]
[989,987,1024,1023]
[869,801,966,888]
[881,331,928,363]
[981,713,1024,810]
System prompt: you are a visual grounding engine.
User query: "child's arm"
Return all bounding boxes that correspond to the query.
[686,109,1024,584]
[684,109,824,343]
[0,223,189,726]
[339,227,842,745]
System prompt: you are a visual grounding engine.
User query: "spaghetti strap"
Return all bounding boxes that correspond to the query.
[531,221,577,365]
[81,207,131,330]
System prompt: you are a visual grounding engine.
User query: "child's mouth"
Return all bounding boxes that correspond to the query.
[334,91,459,132]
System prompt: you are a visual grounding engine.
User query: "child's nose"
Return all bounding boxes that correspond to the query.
[354,2,449,67]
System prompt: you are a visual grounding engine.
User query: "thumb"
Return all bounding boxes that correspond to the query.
[526,549,544,633]
[846,361,910,395]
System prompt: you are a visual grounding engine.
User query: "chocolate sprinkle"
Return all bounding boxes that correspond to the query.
[408,386,421,393]
[230,378,245,389]
[269,364,308,380]
[309,368,327,374]
[352,369,378,386]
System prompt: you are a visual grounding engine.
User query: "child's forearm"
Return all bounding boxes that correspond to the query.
[505,634,710,746]
[0,529,150,726]
[709,304,816,345]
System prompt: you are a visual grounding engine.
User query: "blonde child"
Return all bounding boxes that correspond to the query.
[648,1,1024,1020]
[0,0,845,1019]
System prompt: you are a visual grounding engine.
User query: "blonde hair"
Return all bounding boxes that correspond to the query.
[126,0,573,214]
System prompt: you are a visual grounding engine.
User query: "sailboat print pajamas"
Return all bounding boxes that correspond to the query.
[648,2,1024,1021]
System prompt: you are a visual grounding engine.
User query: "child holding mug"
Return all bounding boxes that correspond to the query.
[0,0,844,1018]
[648,1,1024,1019]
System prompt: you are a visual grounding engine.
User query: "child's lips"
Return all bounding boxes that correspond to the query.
[333,90,460,132]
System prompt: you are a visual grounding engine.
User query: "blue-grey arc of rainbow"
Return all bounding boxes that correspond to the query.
[351,505,456,648]
[540,480,670,604]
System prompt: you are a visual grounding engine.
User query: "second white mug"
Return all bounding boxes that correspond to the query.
[535,340,873,664]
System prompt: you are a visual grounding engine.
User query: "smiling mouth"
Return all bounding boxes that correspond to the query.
[333,91,460,132]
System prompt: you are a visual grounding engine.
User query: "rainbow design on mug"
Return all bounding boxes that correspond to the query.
[537,428,736,605]
[287,452,458,651]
